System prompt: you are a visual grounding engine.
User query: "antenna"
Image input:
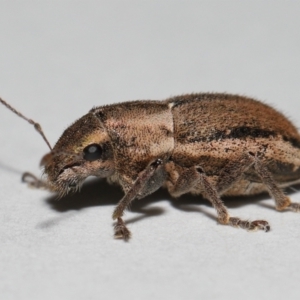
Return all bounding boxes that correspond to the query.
[0,97,52,150]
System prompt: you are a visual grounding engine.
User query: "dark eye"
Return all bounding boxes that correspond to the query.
[83,144,102,161]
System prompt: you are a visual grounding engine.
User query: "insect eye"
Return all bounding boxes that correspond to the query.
[83,144,102,161]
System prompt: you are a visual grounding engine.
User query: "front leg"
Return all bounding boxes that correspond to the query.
[113,159,163,240]
[22,172,51,190]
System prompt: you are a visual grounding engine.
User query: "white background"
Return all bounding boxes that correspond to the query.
[1,1,300,300]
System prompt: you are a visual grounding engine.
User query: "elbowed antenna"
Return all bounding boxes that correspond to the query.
[0,97,52,150]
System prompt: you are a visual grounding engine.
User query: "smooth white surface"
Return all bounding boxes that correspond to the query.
[1,1,300,300]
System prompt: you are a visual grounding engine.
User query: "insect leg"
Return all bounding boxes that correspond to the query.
[112,159,163,240]
[252,155,300,212]
[168,166,229,224]
[197,167,270,231]
[196,167,230,225]
[22,172,50,190]
[216,153,255,194]
[169,164,270,231]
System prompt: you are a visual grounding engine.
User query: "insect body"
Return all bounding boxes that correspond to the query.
[2,93,300,240]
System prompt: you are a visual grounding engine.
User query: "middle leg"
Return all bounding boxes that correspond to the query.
[168,157,271,231]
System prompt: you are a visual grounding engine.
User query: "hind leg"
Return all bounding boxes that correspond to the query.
[217,151,300,214]
[252,155,300,212]
[216,151,299,214]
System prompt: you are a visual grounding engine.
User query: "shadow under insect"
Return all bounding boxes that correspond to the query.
[45,177,300,226]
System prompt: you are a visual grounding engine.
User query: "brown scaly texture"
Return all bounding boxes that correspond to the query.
[35,93,300,238]
[165,93,300,195]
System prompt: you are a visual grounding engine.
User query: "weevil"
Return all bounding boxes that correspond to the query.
[1,93,300,240]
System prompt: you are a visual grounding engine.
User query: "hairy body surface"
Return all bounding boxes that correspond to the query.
[2,93,300,240]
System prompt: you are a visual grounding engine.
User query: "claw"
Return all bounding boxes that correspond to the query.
[228,217,270,232]
[250,220,270,232]
[288,203,300,212]
[114,218,131,241]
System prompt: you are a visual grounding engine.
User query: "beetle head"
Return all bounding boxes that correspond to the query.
[41,113,115,196]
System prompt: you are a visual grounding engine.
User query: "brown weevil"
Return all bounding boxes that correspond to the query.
[1,93,300,240]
